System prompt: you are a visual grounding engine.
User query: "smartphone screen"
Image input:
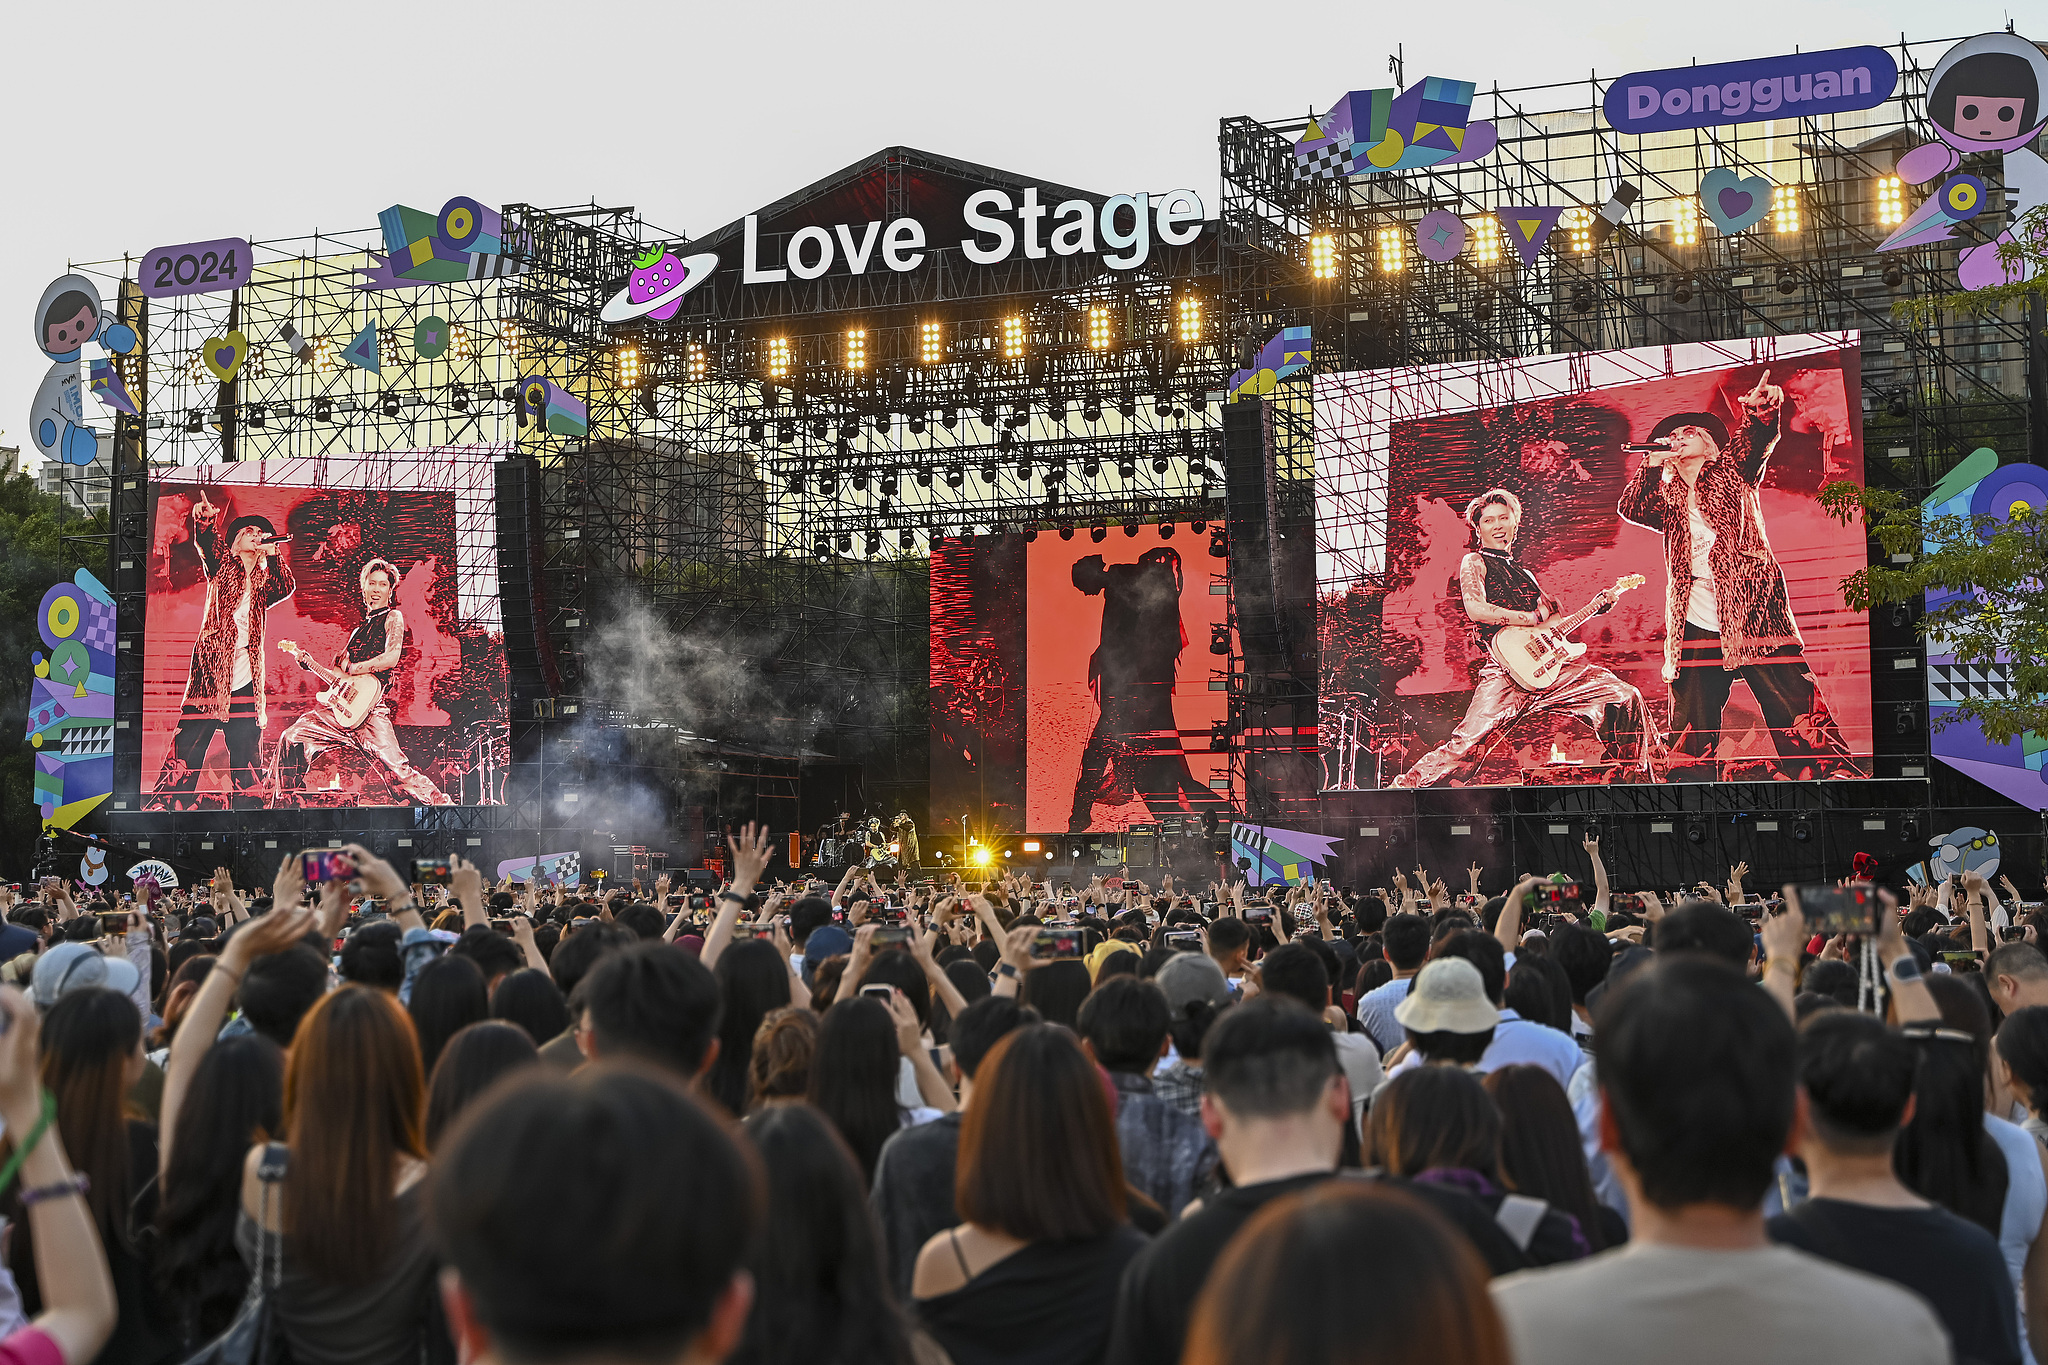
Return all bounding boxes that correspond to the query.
[1033,927,1084,960]
[1798,882,1875,936]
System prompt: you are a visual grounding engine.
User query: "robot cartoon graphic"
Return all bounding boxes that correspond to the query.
[1906,826,2003,886]
[30,273,138,467]
[1878,32,2048,289]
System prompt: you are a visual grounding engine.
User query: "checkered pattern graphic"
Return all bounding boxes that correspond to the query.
[1929,662,2014,704]
[1294,139,1354,182]
[547,851,581,886]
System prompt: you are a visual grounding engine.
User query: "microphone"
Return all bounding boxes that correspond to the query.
[1621,443,1673,454]
[260,534,293,545]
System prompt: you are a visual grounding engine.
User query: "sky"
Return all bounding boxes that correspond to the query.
[0,0,2014,464]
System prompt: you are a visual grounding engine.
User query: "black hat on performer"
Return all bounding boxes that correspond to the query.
[1647,412,1729,449]
[224,514,277,542]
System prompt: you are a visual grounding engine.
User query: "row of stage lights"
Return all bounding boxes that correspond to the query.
[177,383,584,435]
[740,388,1208,447]
[788,435,1217,498]
[813,521,1231,561]
[748,299,1208,382]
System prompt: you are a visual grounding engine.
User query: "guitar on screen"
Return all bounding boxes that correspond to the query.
[276,640,382,730]
[1488,575,1647,692]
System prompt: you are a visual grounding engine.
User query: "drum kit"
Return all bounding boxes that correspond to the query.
[810,811,918,871]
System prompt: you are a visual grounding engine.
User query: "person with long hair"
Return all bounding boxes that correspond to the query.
[11,988,177,1363]
[1483,1064,1623,1251]
[152,1034,284,1349]
[1997,1005,2048,1148]
[1182,1182,1510,1365]
[1369,1067,1587,1265]
[408,953,488,1077]
[487,968,569,1047]
[809,997,942,1184]
[707,939,802,1115]
[238,984,441,1364]
[425,1021,540,1152]
[730,1104,926,1365]
[912,1024,1146,1365]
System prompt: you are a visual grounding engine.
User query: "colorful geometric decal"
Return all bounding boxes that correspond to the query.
[1494,207,1565,266]
[360,195,529,291]
[496,851,583,887]
[1231,822,1344,887]
[1227,326,1312,402]
[1699,167,1773,233]
[519,375,588,437]
[25,569,115,829]
[1906,827,2002,886]
[1294,77,1498,182]
[340,321,381,374]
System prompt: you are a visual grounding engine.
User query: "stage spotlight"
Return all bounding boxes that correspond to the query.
[818,474,837,496]
[1894,703,1918,734]
[900,529,916,550]
[748,420,766,442]
[865,532,882,556]
[908,415,927,436]
[1473,295,1496,323]
[872,412,892,436]
[879,471,899,497]
[1792,820,1812,844]
[1191,519,1207,533]
[839,421,861,442]
[1569,282,1594,314]
[639,389,660,420]
[1044,462,1064,485]
[1685,821,1706,845]
[1154,395,1175,416]
[1210,623,1230,655]
[314,397,334,423]
[1118,459,1137,480]
[811,420,828,439]
[1151,454,1170,474]
[1022,526,1038,542]
[1672,276,1693,304]
[916,468,934,488]
[849,470,868,491]
[451,384,469,412]
[1887,392,1910,418]
[1059,524,1075,540]
[1160,522,1175,539]
[979,462,998,484]
[774,424,792,446]
[1209,526,1228,558]
[1882,256,1904,288]
[1117,397,1137,419]
[942,408,959,428]
[979,406,996,428]
[247,404,266,429]
[382,392,401,417]
[1123,521,1139,537]
[944,467,965,489]
[1775,267,1798,294]
[1090,523,1107,542]
[1082,457,1101,480]
[814,535,832,560]
[1083,399,1103,423]
[786,473,804,495]
[836,533,852,553]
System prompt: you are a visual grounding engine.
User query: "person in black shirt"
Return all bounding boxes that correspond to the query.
[1389,489,1648,788]
[1106,998,1527,1365]
[1768,1010,2019,1365]
[272,557,450,804]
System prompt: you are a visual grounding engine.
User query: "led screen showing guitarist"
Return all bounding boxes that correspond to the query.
[1388,490,1653,789]
[270,558,451,804]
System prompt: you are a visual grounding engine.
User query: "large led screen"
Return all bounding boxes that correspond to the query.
[1316,333,1872,790]
[931,526,1234,835]
[141,447,509,810]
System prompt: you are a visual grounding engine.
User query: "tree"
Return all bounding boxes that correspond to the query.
[1818,479,2048,746]
[0,471,107,880]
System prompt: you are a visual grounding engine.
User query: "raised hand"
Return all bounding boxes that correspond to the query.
[727,822,774,891]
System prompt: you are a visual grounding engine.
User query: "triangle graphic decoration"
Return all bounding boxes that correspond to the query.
[340,322,381,375]
[1495,206,1566,266]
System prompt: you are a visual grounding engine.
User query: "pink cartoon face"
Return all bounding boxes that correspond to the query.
[1952,92,2026,141]
[629,249,689,320]
[44,303,97,354]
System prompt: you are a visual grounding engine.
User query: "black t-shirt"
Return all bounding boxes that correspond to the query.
[1768,1197,2019,1365]
[1104,1170,1529,1365]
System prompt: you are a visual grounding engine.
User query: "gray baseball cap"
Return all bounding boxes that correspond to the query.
[31,942,141,1009]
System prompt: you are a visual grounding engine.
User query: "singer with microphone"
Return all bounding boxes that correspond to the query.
[153,497,297,807]
[1617,371,1862,781]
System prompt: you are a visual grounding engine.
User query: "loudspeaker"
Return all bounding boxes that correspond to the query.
[495,457,561,706]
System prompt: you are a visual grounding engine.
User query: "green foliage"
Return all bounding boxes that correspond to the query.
[1893,206,2048,326]
[1819,478,2048,745]
[0,472,107,879]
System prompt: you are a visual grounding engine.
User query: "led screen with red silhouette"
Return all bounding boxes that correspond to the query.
[140,451,509,809]
[930,528,1233,835]
[1316,333,1872,790]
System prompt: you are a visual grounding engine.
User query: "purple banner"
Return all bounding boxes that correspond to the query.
[138,238,253,299]
[1604,46,1898,134]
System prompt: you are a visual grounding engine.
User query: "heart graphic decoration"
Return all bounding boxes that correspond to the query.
[199,329,249,383]
[1699,167,1772,235]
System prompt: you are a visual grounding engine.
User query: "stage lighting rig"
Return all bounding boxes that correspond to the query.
[1090,523,1107,542]
[1118,458,1137,480]
[1209,526,1228,558]
[938,466,961,490]
[1082,398,1103,423]
[1117,397,1137,419]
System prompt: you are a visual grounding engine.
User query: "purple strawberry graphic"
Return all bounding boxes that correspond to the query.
[628,244,691,320]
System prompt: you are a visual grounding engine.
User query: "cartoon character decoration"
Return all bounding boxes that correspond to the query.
[1294,77,1499,182]
[24,569,116,830]
[1878,32,2048,289]
[31,274,138,467]
[1908,827,2002,886]
[599,244,720,323]
[79,846,108,887]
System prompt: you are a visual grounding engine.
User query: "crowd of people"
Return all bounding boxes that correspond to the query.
[0,825,2043,1364]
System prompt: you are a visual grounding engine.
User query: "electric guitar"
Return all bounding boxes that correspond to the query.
[277,640,382,730]
[1487,575,1647,691]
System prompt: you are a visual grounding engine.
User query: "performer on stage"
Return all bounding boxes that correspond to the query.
[1067,548,1227,831]
[1389,490,1651,789]
[153,497,296,806]
[891,812,921,874]
[271,558,451,805]
[1617,373,1862,781]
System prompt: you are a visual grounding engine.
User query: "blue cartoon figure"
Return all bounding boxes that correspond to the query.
[1909,826,2003,886]
[1880,32,2048,289]
[30,273,138,468]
